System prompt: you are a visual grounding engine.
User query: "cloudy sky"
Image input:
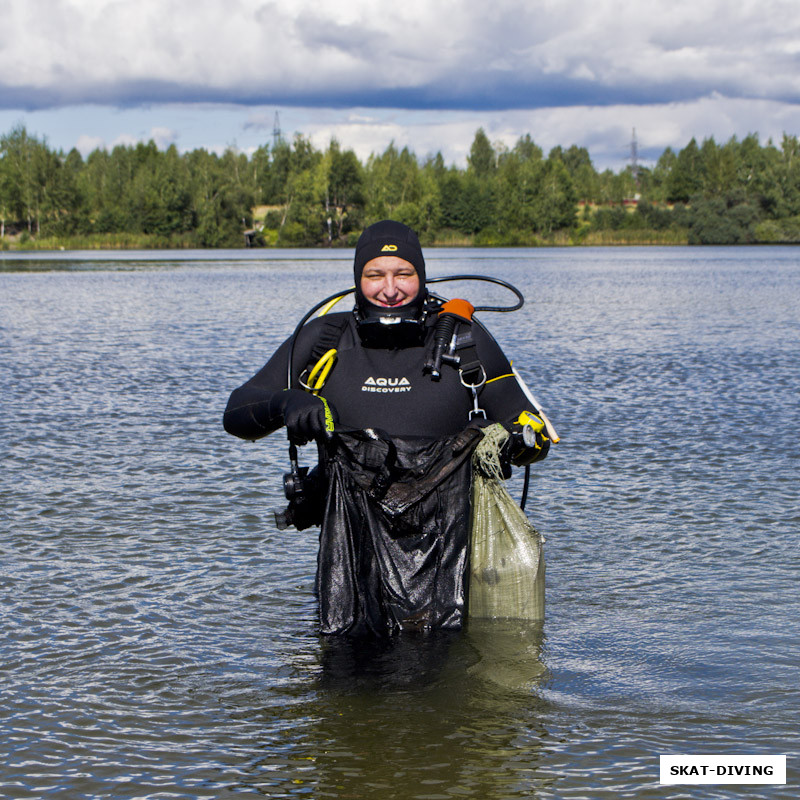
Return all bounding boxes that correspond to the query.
[2,0,799,170]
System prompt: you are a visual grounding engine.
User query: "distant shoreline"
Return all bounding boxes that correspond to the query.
[7,227,800,252]
[2,230,691,251]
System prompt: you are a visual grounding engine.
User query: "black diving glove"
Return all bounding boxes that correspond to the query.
[503,413,550,467]
[278,389,337,443]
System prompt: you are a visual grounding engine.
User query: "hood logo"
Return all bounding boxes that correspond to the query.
[380,244,398,252]
[361,376,412,393]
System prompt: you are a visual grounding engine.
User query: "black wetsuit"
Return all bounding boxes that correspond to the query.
[224,310,549,449]
[224,308,550,636]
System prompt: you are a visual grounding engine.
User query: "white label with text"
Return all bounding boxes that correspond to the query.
[660,755,786,785]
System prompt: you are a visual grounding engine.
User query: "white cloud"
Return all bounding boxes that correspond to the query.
[8,93,800,174]
[4,0,800,174]
[15,95,800,174]
[75,134,105,156]
[258,97,800,170]
[71,126,178,155]
[110,133,139,148]
[148,126,179,149]
[2,0,800,109]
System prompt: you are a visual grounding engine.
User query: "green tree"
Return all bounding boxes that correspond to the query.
[250,144,272,205]
[549,143,599,204]
[124,143,195,237]
[278,135,324,243]
[688,192,760,244]
[776,134,800,216]
[1,125,41,232]
[436,166,466,232]
[495,139,544,233]
[56,148,91,235]
[700,137,737,197]
[734,134,784,217]
[264,138,291,204]
[0,150,8,238]
[323,140,365,243]
[666,138,703,203]
[648,147,677,203]
[467,128,497,178]
[364,142,426,226]
[186,148,251,247]
[537,157,577,233]
[5,121,797,248]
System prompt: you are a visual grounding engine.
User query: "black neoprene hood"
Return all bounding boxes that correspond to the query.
[353,220,427,315]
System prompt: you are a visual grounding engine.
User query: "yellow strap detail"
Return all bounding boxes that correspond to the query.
[486,372,515,385]
[320,397,335,433]
[306,349,337,393]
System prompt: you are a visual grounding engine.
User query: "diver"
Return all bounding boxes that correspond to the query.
[223,220,555,636]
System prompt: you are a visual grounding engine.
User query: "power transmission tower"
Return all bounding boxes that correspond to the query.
[273,112,282,150]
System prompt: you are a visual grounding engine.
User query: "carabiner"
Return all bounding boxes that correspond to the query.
[460,365,487,420]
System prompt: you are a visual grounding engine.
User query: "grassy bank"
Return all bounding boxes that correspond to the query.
[429,227,689,247]
[0,227,705,251]
[1,232,201,251]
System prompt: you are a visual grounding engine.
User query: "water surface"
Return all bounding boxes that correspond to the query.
[2,246,798,798]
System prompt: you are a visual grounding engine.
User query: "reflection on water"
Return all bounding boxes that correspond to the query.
[231,621,549,798]
[2,246,798,798]
[316,619,547,695]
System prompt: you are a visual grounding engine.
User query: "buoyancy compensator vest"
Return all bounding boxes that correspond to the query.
[274,275,540,532]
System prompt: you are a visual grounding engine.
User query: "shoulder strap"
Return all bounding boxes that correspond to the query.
[299,315,350,392]
[308,315,350,364]
[452,324,484,385]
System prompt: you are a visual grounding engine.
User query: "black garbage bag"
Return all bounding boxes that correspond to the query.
[317,427,483,636]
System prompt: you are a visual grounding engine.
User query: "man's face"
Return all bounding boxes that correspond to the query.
[360,256,420,307]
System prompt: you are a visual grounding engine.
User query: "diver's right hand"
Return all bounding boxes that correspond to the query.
[278,389,337,443]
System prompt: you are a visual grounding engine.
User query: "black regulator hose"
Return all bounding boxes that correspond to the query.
[423,312,460,379]
[426,275,524,314]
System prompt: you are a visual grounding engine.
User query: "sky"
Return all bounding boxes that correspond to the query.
[2,0,800,171]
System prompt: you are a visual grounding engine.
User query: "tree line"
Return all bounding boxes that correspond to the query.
[2,124,800,248]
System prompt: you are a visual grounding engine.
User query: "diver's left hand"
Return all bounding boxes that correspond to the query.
[279,390,338,443]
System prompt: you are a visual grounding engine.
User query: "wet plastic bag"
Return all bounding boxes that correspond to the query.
[317,427,482,636]
[469,424,545,620]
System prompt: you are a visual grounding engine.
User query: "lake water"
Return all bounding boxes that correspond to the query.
[1,246,798,799]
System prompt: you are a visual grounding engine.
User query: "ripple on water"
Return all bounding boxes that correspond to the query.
[2,248,799,799]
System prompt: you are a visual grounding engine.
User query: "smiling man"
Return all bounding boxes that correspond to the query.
[360,256,420,307]
[223,219,552,635]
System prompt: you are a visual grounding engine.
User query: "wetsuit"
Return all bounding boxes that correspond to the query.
[223,310,550,457]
